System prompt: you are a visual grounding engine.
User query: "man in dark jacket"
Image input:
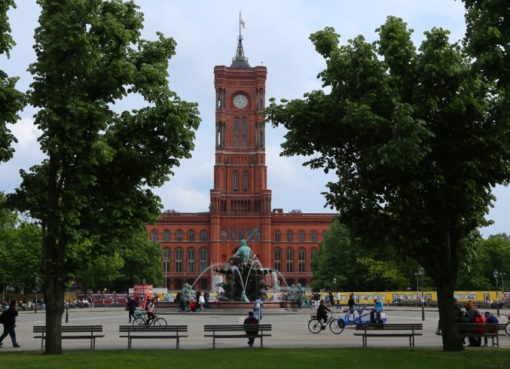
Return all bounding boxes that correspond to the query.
[243,311,259,347]
[0,300,20,348]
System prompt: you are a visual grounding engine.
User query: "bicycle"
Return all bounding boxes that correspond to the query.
[132,310,167,326]
[308,312,344,334]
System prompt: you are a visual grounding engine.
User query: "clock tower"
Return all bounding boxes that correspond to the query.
[209,29,272,265]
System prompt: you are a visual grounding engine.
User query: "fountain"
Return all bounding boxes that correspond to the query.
[160,237,297,310]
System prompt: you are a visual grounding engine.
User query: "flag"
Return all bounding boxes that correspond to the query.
[240,12,246,29]
[240,18,245,28]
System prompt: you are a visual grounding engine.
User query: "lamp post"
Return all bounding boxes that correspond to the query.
[493,270,506,317]
[415,267,425,321]
[34,276,39,314]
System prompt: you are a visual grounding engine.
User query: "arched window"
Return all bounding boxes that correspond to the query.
[287,230,293,242]
[298,247,306,272]
[188,230,195,241]
[151,230,159,241]
[273,248,281,271]
[234,117,240,147]
[176,230,183,241]
[311,247,318,261]
[233,171,239,192]
[175,248,183,272]
[299,230,305,242]
[187,248,195,272]
[311,230,318,242]
[200,230,208,241]
[242,171,249,192]
[163,248,171,273]
[163,230,171,241]
[242,116,247,147]
[286,248,294,272]
[274,231,281,242]
[199,248,208,272]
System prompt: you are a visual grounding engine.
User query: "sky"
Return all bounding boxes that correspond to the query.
[1,0,508,237]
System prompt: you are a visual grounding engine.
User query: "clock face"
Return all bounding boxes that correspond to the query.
[233,94,248,109]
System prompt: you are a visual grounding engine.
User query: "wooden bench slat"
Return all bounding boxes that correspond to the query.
[354,324,422,348]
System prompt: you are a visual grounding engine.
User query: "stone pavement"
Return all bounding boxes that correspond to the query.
[2,306,508,351]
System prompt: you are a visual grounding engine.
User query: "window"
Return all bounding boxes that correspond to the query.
[176,230,183,241]
[163,248,170,273]
[187,248,195,272]
[274,248,281,271]
[175,248,183,272]
[221,229,227,241]
[242,116,247,147]
[200,230,208,242]
[243,171,249,192]
[287,230,293,242]
[238,229,244,240]
[311,230,317,242]
[274,231,281,242]
[298,248,306,272]
[233,171,239,192]
[163,230,171,241]
[286,248,294,272]
[234,117,240,147]
[299,230,305,242]
[311,248,318,261]
[151,230,158,241]
[199,248,208,272]
[230,229,236,241]
[188,230,195,241]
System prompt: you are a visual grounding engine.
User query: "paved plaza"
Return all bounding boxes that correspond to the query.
[3,306,509,351]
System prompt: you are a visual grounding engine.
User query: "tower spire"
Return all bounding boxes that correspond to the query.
[231,11,250,68]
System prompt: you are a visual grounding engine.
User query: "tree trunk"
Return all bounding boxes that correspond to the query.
[43,156,65,354]
[436,281,464,351]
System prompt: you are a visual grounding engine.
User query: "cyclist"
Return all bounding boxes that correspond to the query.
[317,300,331,329]
[145,298,156,325]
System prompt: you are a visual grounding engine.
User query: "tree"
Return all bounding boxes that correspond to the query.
[267,17,508,351]
[11,0,199,354]
[312,219,409,291]
[0,0,24,162]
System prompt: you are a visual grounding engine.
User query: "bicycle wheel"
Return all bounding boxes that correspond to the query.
[154,317,167,326]
[132,317,146,326]
[308,318,322,334]
[505,322,510,336]
[329,318,345,334]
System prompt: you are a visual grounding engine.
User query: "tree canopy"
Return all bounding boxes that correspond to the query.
[0,0,24,162]
[10,0,200,354]
[267,16,510,351]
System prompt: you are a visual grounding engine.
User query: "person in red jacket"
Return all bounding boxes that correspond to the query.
[470,309,485,347]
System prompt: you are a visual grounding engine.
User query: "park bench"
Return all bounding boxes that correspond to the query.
[204,324,272,349]
[33,325,104,350]
[119,325,188,349]
[354,323,423,348]
[457,322,506,348]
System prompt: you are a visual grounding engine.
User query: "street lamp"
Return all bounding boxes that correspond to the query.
[34,276,40,314]
[415,267,425,321]
[493,270,506,317]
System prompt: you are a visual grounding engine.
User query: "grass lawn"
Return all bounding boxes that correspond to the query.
[1,348,509,369]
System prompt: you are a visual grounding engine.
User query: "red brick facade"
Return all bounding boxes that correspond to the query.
[147,35,335,290]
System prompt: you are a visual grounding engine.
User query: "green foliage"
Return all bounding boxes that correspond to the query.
[8,0,199,353]
[0,0,25,162]
[312,219,410,291]
[267,15,509,350]
[0,193,43,291]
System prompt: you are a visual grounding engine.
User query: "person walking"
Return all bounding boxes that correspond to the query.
[348,293,356,317]
[243,311,259,347]
[253,298,264,321]
[127,297,137,323]
[0,300,20,348]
